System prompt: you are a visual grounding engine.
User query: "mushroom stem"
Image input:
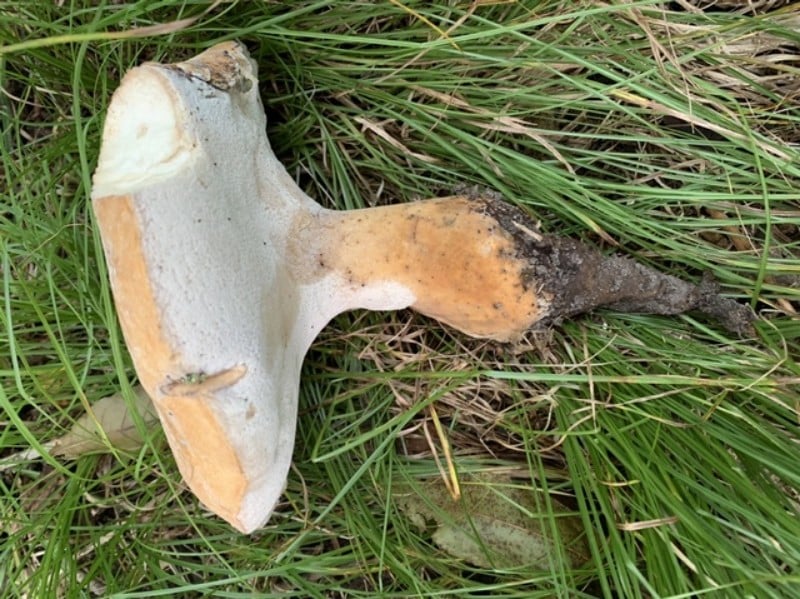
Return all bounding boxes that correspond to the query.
[298,195,753,340]
[91,41,753,533]
[294,196,545,341]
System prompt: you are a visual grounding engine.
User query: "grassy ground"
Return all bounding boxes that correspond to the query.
[2,1,799,596]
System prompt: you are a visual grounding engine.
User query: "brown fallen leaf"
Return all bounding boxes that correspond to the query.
[51,386,158,458]
[395,472,590,570]
[0,386,159,471]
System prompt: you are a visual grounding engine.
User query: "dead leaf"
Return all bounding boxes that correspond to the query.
[395,472,589,569]
[51,386,158,458]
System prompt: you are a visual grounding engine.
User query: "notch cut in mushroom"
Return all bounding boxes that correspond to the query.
[91,42,753,533]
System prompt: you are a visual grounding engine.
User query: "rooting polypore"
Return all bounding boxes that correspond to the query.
[91,42,753,533]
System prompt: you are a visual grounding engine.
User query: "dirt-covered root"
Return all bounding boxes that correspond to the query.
[474,194,755,336]
[550,244,756,335]
[688,273,757,335]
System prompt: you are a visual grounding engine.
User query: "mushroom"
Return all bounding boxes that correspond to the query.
[91,42,753,533]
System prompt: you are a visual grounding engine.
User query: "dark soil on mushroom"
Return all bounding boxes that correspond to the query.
[467,190,755,335]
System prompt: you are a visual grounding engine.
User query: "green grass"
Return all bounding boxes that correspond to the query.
[2,0,799,596]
